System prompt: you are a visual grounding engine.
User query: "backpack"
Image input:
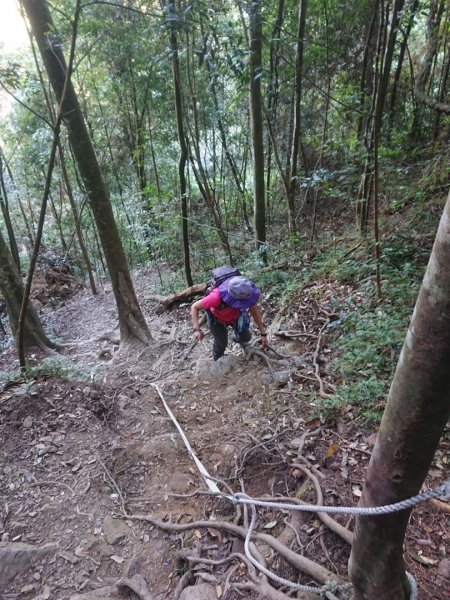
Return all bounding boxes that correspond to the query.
[206,266,252,333]
[208,266,241,290]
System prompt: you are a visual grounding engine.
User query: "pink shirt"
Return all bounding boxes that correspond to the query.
[200,288,240,324]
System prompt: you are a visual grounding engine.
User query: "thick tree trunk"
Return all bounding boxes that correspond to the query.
[0,231,52,350]
[22,0,151,346]
[349,189,450,599]
[249,0,266,263]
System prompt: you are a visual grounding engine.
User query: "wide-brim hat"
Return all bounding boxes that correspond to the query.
[219,276,260,309]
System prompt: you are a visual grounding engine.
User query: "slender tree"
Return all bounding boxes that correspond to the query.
[164,0,193,286]
[248,0,266,263]
[21,0,151,347]
[0,229,53,350]
[286,0,307,234]
[414,0,450,116]
[349,188,450,599]
[0,153,20,269]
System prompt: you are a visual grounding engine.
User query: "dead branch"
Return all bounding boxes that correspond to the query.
[29,480,75,496]
[274,330,318,339]
[312,323,333,398]
[259,261,290,273]
[145,283,207,308]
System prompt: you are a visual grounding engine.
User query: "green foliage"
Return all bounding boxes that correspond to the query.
[0,355,97,386]
[310,229,425,423]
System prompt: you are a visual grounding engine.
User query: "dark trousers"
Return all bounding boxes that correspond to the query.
[206,311,251,361]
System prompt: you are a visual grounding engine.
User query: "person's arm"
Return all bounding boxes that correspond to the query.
[249,304,268,347]
[191,299,205,341]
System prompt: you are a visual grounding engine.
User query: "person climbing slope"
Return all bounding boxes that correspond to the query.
[191,267,268,361]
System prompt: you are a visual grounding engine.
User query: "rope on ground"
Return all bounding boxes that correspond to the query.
[153,382,448,599]
[151,383,221,495]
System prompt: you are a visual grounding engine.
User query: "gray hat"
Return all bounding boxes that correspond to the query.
[219,276,260,308]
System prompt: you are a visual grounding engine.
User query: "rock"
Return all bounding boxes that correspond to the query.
[103,516,129,545]
[213,444,237,478]
[59,550,79,564]
[69,586,115,600]
[435,558,450,590]
[195,355,239,378]
[179,583,218,600]
[0,541,58,587]
[10,521,27,539]
[23,416,34,428]
[272,370,291,386]
[121,556,140,577]
[294,356,307,368]
[168,472,192,493]
[31,584,51,600]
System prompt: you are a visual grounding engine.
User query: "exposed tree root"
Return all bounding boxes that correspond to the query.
[123,510,341,585]
[244,344,277,371]
[117,574,155,600]
[291,462,353,546]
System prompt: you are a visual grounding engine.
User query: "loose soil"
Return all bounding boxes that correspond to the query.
[0,267,448,600]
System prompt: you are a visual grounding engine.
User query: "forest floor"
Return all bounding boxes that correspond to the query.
[0,266,449,600]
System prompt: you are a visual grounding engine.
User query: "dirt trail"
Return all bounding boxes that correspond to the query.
[0,270,448,599]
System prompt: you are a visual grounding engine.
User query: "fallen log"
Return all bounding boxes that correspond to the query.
[146,262,290,308]
[145,283,207,308]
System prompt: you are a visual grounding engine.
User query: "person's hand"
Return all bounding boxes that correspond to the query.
[260,333,268,348]
[193,328,204,342]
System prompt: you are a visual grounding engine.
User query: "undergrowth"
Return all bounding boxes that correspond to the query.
[0,354,97,387]
[310,235,425,423]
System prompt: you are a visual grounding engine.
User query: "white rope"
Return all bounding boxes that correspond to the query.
[151,383,221,495]
[153,383,447,599]
[227,482,450,515]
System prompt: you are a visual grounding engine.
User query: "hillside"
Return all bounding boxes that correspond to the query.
[0,266,448,600]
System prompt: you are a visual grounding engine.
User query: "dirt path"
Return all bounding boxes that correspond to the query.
[0,270,448,599]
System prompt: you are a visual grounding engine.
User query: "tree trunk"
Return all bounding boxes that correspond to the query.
[58,142,97,295]
[0,154,21,269]
[387,0,419,131]
[349,188,450,599]
[414,0,450,115]
[22,0,151,347]
[165,0,193,286]
[266,0,285,220]
[286,0,307,234]
[0,230,52,350]
[358,0,405,232]
[184,25,234,264]
[249,0,266,263]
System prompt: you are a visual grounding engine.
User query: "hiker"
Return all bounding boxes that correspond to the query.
[191,269,268,361]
